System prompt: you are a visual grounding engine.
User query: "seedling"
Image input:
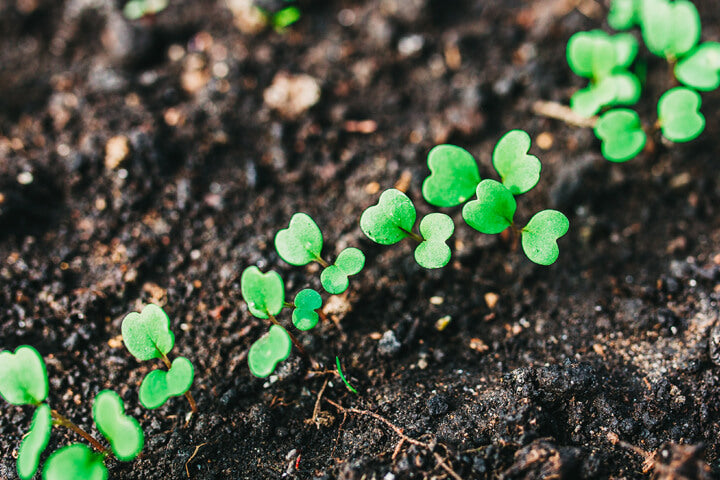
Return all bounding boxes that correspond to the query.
[608,0,639,30]
[121,304,197,412]
[360,189,455,269]
[122,0,168,20]
[275,212,365,294]
[336,357,358,394]
[639,0,699,60]
[241,266,324,377]
[0,346,144,480]
[675,42,720,91]
[255,0,301,31]
[594,109,647,162]
[657,87,705,142]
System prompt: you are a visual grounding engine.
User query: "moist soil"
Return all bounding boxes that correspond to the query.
[1,1,720,479]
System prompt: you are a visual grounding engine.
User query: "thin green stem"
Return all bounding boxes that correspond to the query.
[51,410,109,456]
[159,352,198,414]
[400,227,424,243]
[313,254,330,268]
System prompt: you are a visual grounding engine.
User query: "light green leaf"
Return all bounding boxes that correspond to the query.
[138,357,194,410]
[462,180,516,234]
[121,304,175,362]
[93,390,143,461]
[414,213,454,269]
[17,404,52,480]
[320,248,365,294]
[43,444,107,480]
[640,0,700,59]
[658,87,705,142]
[421,144,480,207]
[275,213,324,266]
[594,109,647,162]
[567,30,617,79]
[492,130,541,195]
[240,266,285,319]
[0,345,48,405]
[248,325,292,378]
[675,42,720,91]
[608,0,639,30]
[292,289,323,331]
[360,189,416,245]
[521,210,569,265]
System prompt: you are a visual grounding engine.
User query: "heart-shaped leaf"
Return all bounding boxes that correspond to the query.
[571,72,641,117]
[492,130,541,195]
[292,289,322,331]
[248,325,292,378]
[138,357,194,410]
[462,180,516,234]
[275,213,324,266]
[640,0,699,59]
[675,42,720,91]
[567,30,617,79]
[658,87,705,143]
[414,213,454,269]
[321,248,366,294]
[521,210,569,266]
[608,0,639,30]
[17,403,52,480]
[241,266,285,319]
[360,189,416,245]
[93,390,143,461]
[421,145,480,207]
[43,444,107,480]
[594,109,647,162]
[121,304,175,362]
[0,345,48,405]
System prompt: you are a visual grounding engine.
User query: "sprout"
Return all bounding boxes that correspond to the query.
[657,87,705,142]
[492,130,541,195]
[422,145,480,207]
[275,213,365,295]
[639,0,700,60]
[292,289,323,331]
[608,0,639,30]
[18,404,51,480]
[360,189,454,269]
[241,267,285,318]
[43,444,107,480]
[248,324,292,378]
[0,345,48,406]
[674,42,720,91]
[92,391,144,461]
[121,304,197,412]
[336,357,358,394]
[594,109,647,162]
[520,210,571,266]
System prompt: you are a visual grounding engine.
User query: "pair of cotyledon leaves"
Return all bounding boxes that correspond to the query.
[417,130,568,266]
[240,266,324,377]
[275,213,365,295]
[0,346,144,480]
[121,304,195,409]
[566,30,641,117]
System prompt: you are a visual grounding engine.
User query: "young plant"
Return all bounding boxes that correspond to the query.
[121,304,197,412]
[241,266,323,377]
[255,0,301,31]
[122,0,168,20]
[275,212,365,294]
[657,87,705,142]
[360,189,454,269]
[0,346,143,479]
[421,130,569,265]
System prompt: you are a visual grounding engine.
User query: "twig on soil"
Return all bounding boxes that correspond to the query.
[532,100,598,128]
[185,442,208,478]
[323,398,463,480]
[307,377,330,429]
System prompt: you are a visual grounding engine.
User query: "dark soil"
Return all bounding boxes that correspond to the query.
[1,0,720,479]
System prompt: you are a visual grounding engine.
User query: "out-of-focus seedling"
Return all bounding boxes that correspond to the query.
[594,109,647,162]
[275,212,365,294]
[657,87,705,142]
[639,0,700,60]
[608,0,639,30]
[360,189,455,269]
[122,304,196,412]
[675,42,720,91]
[0,346,144,480]
[123,0,168,20]
[255,0,301,31]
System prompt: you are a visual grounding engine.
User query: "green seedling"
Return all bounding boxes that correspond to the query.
[657,87,705,142]
[256,0,301,31]
[275,213,365,294]
[248,324,292,378]
[675,42,720,91]
[292,289,323,331]
[336,357,358,394]
[422,145,480,207]
[566,30,640,116]
[139,357,194,410]
[241,266,285,318]
[462,180,569,265]
[93,391,144,461]
[122,0,168,20]
[492,130,541,195]
[122,304,197,412]
[43,444,107,480]
[640,0,700,60]
[321,248,366,294]
[360,189,454,269]
[594,109,647,162]
[1,346,144,480]
[608,0,639,30]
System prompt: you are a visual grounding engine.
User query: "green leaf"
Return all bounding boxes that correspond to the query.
[610,33,639,70]
[241,266,285,319]
[462,180,516,234]
[121,304,175,362]
[336,357,358,394]
[273,6,301,29]
[608,0,639,30]
[92,390,144,461]
[360,189,416,245]
[0,345,48,405]
[43,444,107,480]
[640,0,700,59]
[594,109,647,162]
[421,144,480,207]
[567,30,617,79]
[675,42,720,91]
[17,403,52,480]
[138,357,194,410]
[521,210,569,265]
[414,213,454,269]
[275,213,324,266]
[292,289,322,331]
[248,325,292,378]
[320,248,366,294]
[571,72,641,117]
[658,87,705,142]
[492,130,541,195]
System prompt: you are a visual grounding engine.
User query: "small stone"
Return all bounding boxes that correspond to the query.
[484,292,499,309]
[263,72,321,119]
[105,136,129,169]
[469,338,489,353]
[378,330,401,357]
